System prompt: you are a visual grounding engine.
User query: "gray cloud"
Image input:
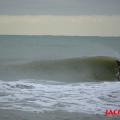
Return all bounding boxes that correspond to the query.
[0,0,120,15]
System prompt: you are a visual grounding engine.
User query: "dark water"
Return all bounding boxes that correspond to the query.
[0,35,120,119]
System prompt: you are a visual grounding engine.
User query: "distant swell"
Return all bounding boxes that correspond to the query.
[2,56,117,82]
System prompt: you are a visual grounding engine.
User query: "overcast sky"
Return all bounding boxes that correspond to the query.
[0,0,120,15]
[0,0,120,36]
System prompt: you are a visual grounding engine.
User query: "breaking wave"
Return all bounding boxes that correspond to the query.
[3,56,118,82]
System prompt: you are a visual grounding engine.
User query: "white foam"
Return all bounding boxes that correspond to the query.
[0,79,120,114]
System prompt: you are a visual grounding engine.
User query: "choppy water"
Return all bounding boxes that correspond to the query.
[0,80,120,115]
[0,35,120,117]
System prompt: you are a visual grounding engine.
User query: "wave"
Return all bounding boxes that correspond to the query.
[5,56,117,82]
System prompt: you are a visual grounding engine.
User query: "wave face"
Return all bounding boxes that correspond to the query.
[1,56,117,82]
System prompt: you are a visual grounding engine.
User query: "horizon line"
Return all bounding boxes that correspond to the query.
[0,34,120,37]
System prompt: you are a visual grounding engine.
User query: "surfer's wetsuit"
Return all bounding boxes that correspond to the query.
[116,60,120,80]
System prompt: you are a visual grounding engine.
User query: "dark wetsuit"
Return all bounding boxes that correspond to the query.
[116,60,120,80]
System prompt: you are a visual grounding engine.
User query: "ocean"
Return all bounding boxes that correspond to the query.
[0,35,120,120]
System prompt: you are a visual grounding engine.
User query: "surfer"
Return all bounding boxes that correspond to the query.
[116,60,120,80]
